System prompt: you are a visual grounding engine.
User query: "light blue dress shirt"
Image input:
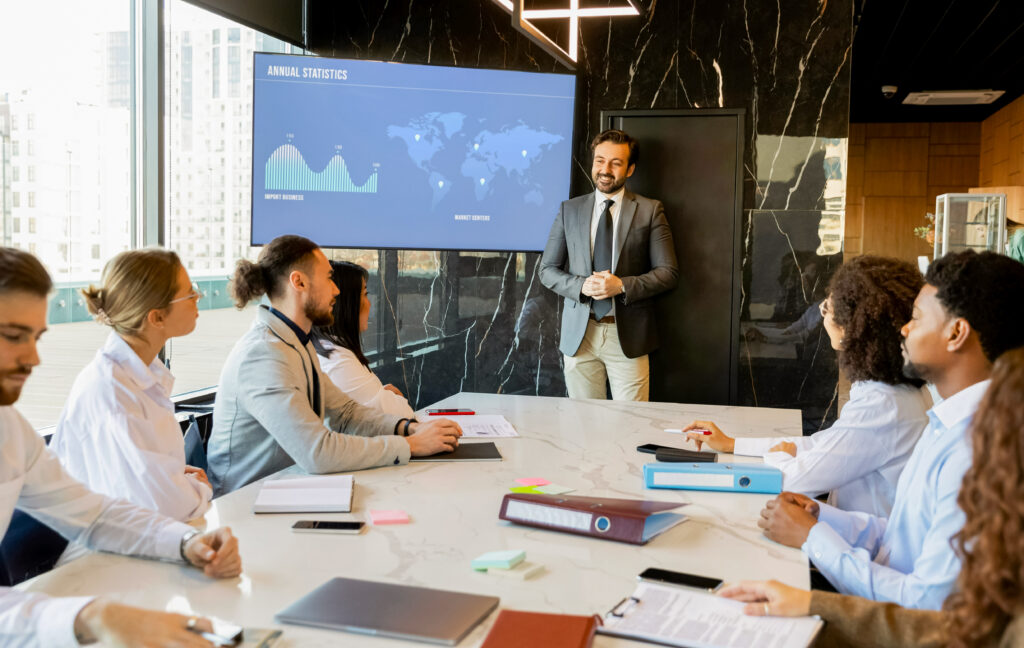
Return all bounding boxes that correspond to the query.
[801,379,991,610]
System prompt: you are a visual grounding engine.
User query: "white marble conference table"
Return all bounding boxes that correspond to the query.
[23,393,808,647]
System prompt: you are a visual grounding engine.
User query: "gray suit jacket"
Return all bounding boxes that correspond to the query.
[539,190,678,358]
[207,306,410,495]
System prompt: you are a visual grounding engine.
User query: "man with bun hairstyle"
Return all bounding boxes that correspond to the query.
[208,235,462,494]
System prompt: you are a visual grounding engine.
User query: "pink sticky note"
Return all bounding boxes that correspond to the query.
[370,509,410,525]
[515,478,550,487]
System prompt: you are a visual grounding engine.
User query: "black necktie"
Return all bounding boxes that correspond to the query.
[592,198,614,319]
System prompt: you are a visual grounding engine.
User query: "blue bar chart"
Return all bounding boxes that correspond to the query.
[265,144,379,193]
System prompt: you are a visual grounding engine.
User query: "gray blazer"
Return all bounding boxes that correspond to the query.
[207,306,410,495]
[539,190,678,359]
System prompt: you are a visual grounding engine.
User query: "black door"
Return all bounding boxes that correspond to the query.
[604,110,745,405]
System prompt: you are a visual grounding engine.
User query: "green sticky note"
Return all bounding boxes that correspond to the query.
[472,550,526,571]
[510,485,542,494]
[535,484,574,495]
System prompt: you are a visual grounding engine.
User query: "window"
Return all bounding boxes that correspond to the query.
[163,1,307,394]
[1,1,132,428]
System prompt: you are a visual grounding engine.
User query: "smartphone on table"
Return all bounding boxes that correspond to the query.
[291,520,365,534]
[638,567,724,593]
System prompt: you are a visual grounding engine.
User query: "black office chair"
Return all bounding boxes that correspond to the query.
[0,510,69,586]
[183,414,208,472]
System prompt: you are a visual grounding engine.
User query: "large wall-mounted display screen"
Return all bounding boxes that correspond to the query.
[252,53,576,251]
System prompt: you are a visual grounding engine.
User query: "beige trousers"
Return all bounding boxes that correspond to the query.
[563,319,650,401]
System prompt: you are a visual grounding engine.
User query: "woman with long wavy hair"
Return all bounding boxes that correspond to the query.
[718,346,1024,647]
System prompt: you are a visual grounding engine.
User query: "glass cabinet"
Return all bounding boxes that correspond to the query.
[934,193,1007,258]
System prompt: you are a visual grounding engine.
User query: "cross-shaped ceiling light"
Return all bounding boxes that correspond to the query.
[492,0,641,70]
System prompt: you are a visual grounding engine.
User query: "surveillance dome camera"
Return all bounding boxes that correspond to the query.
[881,85,898,99]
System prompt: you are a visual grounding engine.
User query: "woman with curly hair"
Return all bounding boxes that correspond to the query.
[719,346,1024,647]
[681,256,930,517]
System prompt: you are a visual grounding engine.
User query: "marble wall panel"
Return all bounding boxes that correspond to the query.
[306,0,853,432]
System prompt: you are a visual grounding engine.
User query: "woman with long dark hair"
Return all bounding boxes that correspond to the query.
[313,261,415,417]
[682,256,930,517]
[720,346,1024,646]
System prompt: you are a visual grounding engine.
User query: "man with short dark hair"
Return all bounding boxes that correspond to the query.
[757,250,1024,610]
[208,235,462,495]
[0,246,242,646]
[539,129,678,401]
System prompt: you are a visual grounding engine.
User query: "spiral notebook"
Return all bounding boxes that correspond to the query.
[599,582,822,648]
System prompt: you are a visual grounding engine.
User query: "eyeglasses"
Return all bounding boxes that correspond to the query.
[168,282,205,305]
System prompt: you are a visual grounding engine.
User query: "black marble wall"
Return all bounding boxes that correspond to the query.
[307,0,852,432]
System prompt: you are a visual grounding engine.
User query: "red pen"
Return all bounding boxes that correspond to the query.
[665,428,711,434]
[427,408,475,415]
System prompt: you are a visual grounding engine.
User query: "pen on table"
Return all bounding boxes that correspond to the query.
[665,428,711,435]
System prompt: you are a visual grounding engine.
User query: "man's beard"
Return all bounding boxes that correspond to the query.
[593,172,626,194]
[304,297,334,327]
[0,367,30,406]
[901,345,928,382]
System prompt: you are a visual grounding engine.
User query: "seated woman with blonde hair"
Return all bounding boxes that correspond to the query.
[51,248,212,523]
[313,260,415,418]
[683,256,930,517]
[720,346,1024,647]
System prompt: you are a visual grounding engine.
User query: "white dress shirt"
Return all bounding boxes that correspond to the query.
[0,405,192,647]
[51,333,211,522]
[734,381,929,517]
[589,186,625,263]
[803,379,989,609]
[317,342,415,418]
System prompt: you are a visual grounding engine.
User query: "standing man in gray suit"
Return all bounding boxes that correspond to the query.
[539,130,678,401]
[207,235,461,495]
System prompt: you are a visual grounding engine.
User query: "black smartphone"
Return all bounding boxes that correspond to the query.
[291,520,365,534]
[638,567,724,592]
[637,443,680,454]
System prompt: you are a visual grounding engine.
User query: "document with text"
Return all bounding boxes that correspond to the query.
[430,414,519,438]
[600,582,822,648]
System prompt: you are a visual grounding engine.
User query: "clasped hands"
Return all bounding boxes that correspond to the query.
[581,270,623,300]
[758,491,820,548]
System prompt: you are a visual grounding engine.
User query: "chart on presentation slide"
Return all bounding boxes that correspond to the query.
[252,54,576,251]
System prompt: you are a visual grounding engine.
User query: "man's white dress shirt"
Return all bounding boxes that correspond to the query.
[734,381,929,517]
[51,333,211,522]
[0,405,192,647]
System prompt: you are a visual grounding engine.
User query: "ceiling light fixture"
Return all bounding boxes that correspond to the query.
[491,0,641,70]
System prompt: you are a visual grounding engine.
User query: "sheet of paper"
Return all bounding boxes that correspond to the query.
[601,582,822,648]
[437,414,519,438]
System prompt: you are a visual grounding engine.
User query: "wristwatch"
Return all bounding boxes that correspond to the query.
[180,529,200,562]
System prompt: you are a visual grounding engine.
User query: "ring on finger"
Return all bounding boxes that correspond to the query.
[763,602,770,616]
[186,616,199,630]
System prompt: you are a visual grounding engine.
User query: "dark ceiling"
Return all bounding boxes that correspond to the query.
[850,0,1024,122]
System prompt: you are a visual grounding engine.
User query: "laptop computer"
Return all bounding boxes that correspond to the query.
[276,577,499,645]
